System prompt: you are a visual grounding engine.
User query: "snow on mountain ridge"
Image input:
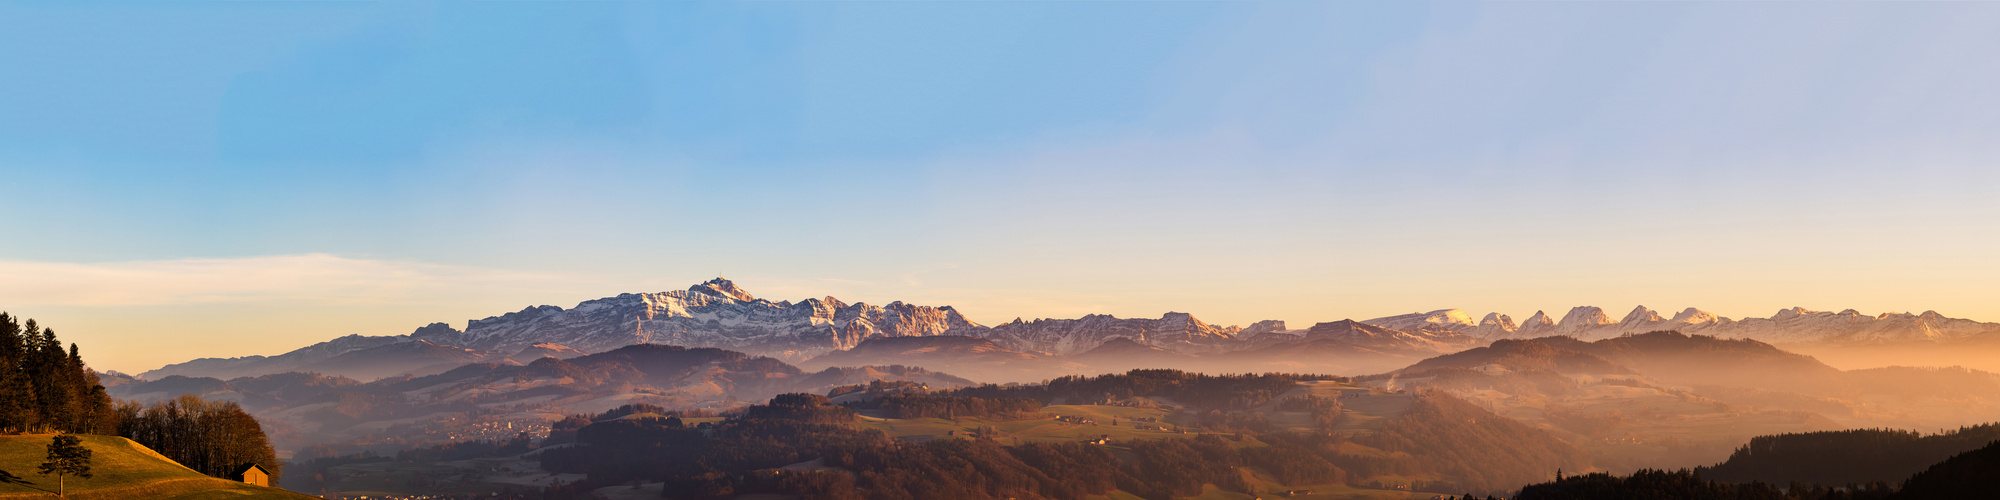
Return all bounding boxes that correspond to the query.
[1556,306,1614,332]
[1361,305,2000,345]
[453,279,982,360]
[1362,309,1478,331]
[1620,306,1663,326]
[972,311,1244,355]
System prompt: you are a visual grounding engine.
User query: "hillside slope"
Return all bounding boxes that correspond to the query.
[0,434,312,500]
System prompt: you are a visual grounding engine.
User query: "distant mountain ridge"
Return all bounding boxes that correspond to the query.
[146,278,988,380]
[145,279,2000,382]
[1363,306,2000,345]
[114,343,975,449]
[148,278,1329,381]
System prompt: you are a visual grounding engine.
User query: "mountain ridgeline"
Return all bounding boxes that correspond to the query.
[143,279,2000,385]
[112,343,977,450]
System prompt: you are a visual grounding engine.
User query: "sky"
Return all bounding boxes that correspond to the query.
[2,0,1998,373]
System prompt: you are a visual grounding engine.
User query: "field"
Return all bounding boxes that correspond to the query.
[0,434,313,500]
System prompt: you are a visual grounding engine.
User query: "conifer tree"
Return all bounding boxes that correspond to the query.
[33,327,76,432]
[0,313,31,432]
[0,315,112,434]
[38,433,92,496]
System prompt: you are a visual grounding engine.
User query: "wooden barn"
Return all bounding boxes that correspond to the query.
[230,463,270,487]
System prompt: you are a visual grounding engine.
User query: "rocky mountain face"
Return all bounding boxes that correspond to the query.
[452,278,983,359]
[969,312,1241,355]
[1364,306,2000,345]
[153,278,2000,384]
[144,279,987,380]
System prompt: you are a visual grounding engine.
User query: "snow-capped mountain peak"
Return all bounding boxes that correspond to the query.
[1556,306,1613,331]
[1520,311,1557,331]
[1363,309,1479,331]
[690,278,757,302]
[1620,306,1662,325]
[1669,307,1721,326]
[449,279,982,360]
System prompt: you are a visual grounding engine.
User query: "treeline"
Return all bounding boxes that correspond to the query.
[1514,469,1894,500]
[1497,437,2000,500]
[1276,394,1343,430]
[0,313,115,434]
[1699,424,2000,486]
[113,394,283,482]
[1897,440,2000,499]
[945,369,1327,411]
[742,393,856,424]
[3,313,280,484]
[843,393,1044,420]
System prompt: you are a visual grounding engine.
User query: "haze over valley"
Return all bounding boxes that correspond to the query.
[70,278,2000,497]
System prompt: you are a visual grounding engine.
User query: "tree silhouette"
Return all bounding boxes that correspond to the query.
[37,434,92,496]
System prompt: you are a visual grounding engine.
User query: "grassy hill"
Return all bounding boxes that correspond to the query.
[0,434,313,500]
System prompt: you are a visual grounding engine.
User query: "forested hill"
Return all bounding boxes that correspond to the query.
[1698,424,2000,486]
[534,370,1586,498]
[1511,424,2000,499]
[0,312,116,435]
[1896,440,2000,499]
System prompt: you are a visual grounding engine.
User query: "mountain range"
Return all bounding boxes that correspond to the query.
[141,279,2000,383]
[1362,305,2000,345]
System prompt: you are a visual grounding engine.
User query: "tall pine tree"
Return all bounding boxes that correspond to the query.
[0,313,110,434]
[32,326,77,432]
[0,313,33,432]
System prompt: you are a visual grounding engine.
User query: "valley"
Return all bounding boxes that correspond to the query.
[83,280,2000,499]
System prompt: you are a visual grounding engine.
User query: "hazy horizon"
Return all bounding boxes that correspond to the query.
[8,268,1994,374]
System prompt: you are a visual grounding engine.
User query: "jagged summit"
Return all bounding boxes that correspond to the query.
[1620,306,1663,326]
[448,279,985,358]
[1556,306,1613,331]
[1669,307,1721,326]
[691,277,757,302]
[1520,311,1557,332]
[1466,313,1518,339]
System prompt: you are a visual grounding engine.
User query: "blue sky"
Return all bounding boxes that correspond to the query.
[3,1,1998,371]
